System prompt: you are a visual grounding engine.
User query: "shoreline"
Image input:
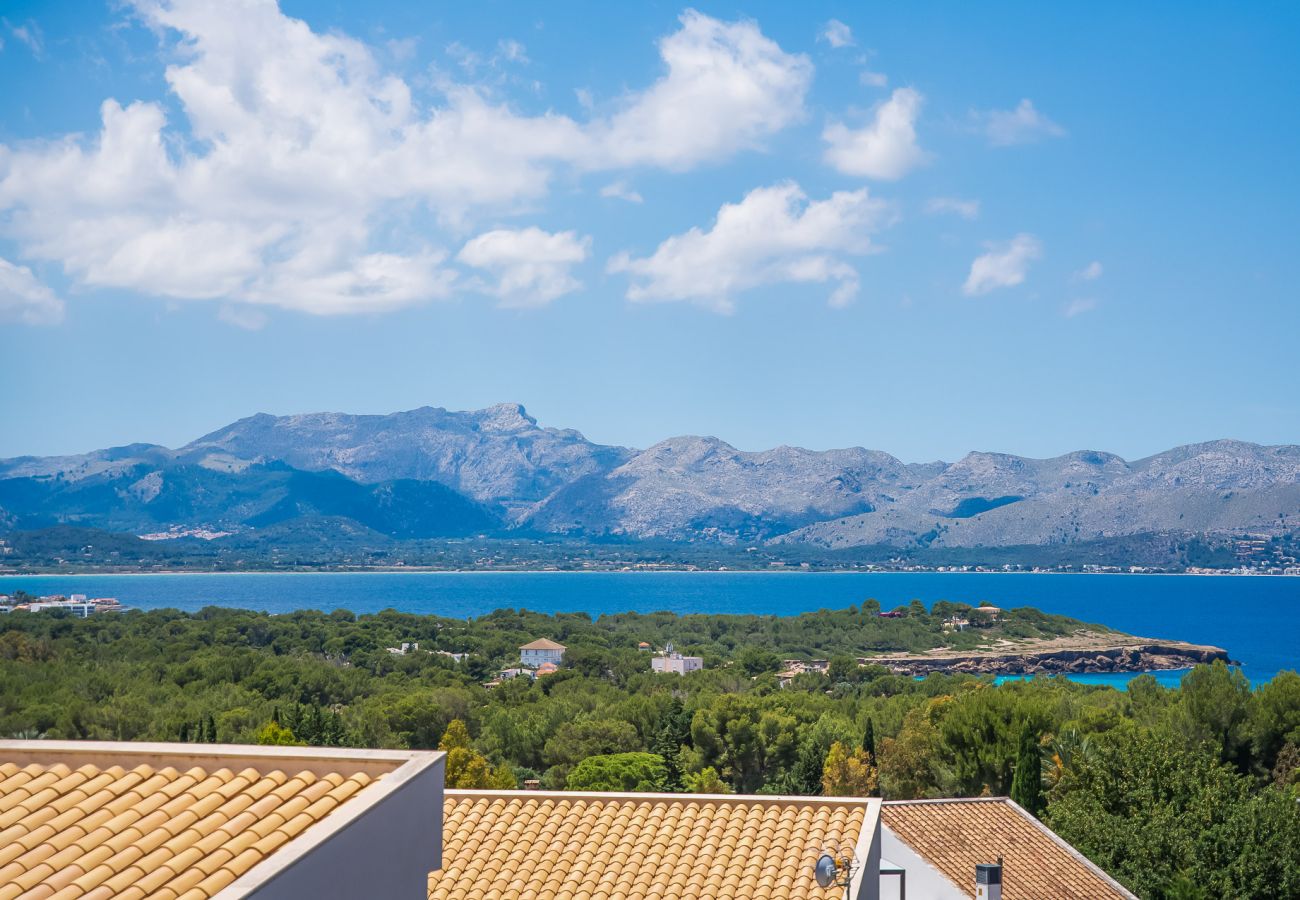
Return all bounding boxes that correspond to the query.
[871,639,1233,677]
[2,568,1296,578]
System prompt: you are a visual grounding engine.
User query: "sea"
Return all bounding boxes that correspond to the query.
[2,572,1296,688]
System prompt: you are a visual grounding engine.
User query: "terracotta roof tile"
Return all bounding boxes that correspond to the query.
[431,792,876,900]
[881,799,1135,900]
[0,758,380,899]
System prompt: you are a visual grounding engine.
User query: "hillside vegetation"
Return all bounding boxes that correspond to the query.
[1,603,1297,897]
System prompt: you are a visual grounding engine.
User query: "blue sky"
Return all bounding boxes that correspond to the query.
[1,1,1297,462]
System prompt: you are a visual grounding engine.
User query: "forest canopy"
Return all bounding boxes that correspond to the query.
[1,603,1297,899]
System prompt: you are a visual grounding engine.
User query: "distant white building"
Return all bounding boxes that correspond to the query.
[520,638,566,668]
[651,642,703,675]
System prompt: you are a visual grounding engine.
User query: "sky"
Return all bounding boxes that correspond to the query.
[1,1,1297,463]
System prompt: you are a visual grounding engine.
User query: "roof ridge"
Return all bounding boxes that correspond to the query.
[883,796,1010,805]
[447,788,881,807]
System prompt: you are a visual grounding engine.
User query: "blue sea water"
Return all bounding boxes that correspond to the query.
[2,572,1295,686]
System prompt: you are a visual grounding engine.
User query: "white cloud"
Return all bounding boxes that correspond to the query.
[588,10,812,170]
[819,20,854,48]
[458,227,590,307]
[1075,260,1103,281]
[608,181,889,313]
[0,2,809,318]
[600,181,643,204]
[0,257,64,325]
[859,70,887,88]
[823,87,927,180]
[926,196,980,220]
[962,233,1042,295]
[974,99,1065,147]
[1063,297,1096,318]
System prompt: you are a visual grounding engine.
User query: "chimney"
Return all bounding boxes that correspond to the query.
[975,862,1002,900]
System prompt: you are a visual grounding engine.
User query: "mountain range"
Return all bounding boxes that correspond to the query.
[2,403,1297,556]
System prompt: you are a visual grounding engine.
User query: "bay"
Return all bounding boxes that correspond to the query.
[2,572,1296,685]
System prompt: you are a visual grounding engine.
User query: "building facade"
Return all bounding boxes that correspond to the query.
[520,638,566,667]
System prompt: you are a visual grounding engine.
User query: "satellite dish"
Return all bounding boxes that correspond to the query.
[814,854,839,889]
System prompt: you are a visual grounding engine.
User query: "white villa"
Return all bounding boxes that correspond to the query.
[519,638,566,667]
[651,642,704,675]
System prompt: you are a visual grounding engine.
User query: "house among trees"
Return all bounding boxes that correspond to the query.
[1,739,1137,899]
[519,638,566,668]
[650,641,704,675]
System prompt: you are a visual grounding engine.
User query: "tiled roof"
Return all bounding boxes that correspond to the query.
[432,790,880,900]
[519,639,566,651]
[881,799,1135,900]
[0,742,439,900]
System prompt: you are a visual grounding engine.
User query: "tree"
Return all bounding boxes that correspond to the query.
[938,687,1050,795]
[688,695,796,793]
[1046,727,1300,900]
[1009,722,1042,816]
[439,719,473,751]
[440,719,513,789]
[255,722,301,745]
[862,717,876,763]
[1176,661,1253,771]
[827,655,859,684]
[821,741,878,797]
[565,753,667,792]
[1043,728,1092,790]
[1250,671,1300,775]
[652,698,693,791]
[543,719,640,769]
[734,646,782,677]
[683,766,731,794]
[1273,741,1300,793]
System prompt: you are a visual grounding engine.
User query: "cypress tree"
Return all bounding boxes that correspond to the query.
[1010,722,1042,816]
[179,722,189,743]
[862,717,876,763]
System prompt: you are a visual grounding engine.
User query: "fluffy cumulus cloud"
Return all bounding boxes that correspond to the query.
[823,87,927,180]
[974,99,1065,147]
[819,19,854,48]
[458,227,591,308]
[588,10,812,170]
[963,234,1042,295]
[0,1,811,319]
[608,182,889,313]
[0,257,64,325]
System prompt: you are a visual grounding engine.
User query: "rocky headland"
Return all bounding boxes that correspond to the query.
[871,638,1232,677]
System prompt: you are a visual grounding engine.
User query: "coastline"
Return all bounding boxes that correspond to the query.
[870,638,1232,677]
[2,567,1297,577]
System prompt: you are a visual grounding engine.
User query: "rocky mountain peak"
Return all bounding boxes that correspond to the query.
[474,402,539,433]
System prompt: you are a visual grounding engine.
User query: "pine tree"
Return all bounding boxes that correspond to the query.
[651,698,692,791]
[790,741,826,795]
[1009,722,1042,816]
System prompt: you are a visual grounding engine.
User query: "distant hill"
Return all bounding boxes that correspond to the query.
[2,404,1297,562]
[0,460,497,540]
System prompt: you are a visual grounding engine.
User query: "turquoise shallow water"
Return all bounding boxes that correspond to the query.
[2,571,1295,684]
[994,669,1199,690]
